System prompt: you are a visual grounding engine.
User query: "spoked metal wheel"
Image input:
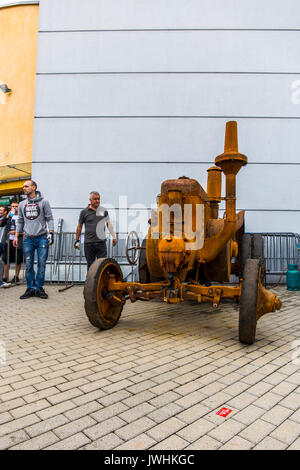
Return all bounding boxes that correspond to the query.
[84,258,124,329]
[239,258,261,345]
[126,231,140,265]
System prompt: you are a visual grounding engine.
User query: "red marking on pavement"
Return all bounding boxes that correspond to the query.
[216,407,232,417]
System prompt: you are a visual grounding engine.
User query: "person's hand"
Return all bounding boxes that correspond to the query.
[47,232,54,246]
[112,238,117,247]
[13,238,18,248]
[74,239,80,250]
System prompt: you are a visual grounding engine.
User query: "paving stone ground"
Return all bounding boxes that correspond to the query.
[0,284,299,450]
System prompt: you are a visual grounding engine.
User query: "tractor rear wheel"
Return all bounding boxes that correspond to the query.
[252,233,266,285]
[252,233,264,259]
[84,258,124,329]
[138,238,151,283]
[239,258,261,345]
[240,234,252,276]
[239,233,266,283]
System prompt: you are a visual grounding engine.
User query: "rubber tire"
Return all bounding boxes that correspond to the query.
[252,234,264,259]
[252,233,266,285]
[240,234,252,277]
[84,258,123,330]
[138,239,151,283]
[239,258,260,345]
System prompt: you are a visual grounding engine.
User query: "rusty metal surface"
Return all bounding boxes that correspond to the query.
[84,121,282,342]
[160,176,207,198]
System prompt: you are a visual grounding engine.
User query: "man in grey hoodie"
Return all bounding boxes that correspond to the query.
[13,180,54,299]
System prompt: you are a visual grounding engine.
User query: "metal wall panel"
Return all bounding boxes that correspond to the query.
[32,162,299,211]
[50,208,300,235]
[34,0,300,235]
[33,117,300,164]
[37,30,300,74]
[38,0,300,31]
[35,73,299,117]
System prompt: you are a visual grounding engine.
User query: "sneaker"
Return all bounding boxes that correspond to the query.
[20,288,36,299]
[0,282,11,288]
[35,288,48,299]
[11,276,20,284]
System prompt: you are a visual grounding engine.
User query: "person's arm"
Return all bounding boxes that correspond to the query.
[76,223,83,241]
[0,214,9,227]
[14,207,24,248]
[75,210,84,249]
[44,200,54,233]
[106,220,117,246]
[43,200,55,245]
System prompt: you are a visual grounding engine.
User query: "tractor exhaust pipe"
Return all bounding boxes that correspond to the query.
[215,121,248,222]
[198,121,248,263]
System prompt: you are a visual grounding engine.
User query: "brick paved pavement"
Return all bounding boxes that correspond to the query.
[0,284,299,450]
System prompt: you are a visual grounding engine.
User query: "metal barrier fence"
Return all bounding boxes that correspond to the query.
[1,232,139,285]
[259,233,300,280]
[1,231,300,285]
[47,232,139,284]
[47,231,300,281]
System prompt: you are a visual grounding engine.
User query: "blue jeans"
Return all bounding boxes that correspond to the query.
[23,235,49,290]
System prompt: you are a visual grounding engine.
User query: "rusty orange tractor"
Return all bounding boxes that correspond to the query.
[84,121,282,344]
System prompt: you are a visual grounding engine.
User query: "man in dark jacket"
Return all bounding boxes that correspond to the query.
[0,201,23,283]
[0,206,9,257]
[0,206,11,287]
[13,180,54,299]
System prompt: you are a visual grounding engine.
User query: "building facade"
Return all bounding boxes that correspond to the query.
[30,0,300,234]
[0,1,39,199]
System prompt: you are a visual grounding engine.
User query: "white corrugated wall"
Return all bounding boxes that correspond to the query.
[32,0,300,235]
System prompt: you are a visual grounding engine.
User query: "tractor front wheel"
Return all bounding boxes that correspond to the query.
[239,258,261,345]
[84,258,124,329]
